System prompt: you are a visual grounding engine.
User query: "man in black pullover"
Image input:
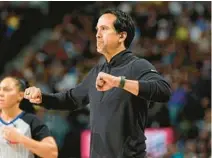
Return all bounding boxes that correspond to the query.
[24,9,171,158]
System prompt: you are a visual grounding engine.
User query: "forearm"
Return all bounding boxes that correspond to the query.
[115,78,139,96]
[19,135,58,158]
[42,91,78,111]
[114,77,171,102]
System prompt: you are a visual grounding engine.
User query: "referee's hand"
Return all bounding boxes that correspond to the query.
[24,86,42,104]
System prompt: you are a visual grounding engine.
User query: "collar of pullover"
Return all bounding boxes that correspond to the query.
[105,49,133,67]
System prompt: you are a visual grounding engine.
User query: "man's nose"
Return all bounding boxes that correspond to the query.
[96,30,102,39]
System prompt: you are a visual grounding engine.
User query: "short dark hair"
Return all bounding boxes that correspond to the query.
[101,9,135,48]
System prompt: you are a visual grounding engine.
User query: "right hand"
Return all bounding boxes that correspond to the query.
[24,86,42,104]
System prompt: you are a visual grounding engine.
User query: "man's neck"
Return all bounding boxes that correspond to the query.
[1,105,22,122]
[104,47,126,62]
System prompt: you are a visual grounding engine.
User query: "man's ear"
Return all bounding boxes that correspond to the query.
[119,32,127,43]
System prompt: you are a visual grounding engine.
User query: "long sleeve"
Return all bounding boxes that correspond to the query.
[41,67,97,111]
[132,59,171,102]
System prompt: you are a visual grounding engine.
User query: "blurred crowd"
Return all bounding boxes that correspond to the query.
[1,1,211,158]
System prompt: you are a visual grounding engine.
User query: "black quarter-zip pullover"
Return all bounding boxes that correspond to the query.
[42,49,171,158]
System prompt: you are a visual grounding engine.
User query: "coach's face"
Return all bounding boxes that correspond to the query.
[96,13,122,55]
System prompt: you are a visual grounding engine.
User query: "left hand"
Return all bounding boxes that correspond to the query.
[2,126,22,144]
[96,72,120,91]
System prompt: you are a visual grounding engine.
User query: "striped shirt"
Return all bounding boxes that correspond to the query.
[0,111,51,158]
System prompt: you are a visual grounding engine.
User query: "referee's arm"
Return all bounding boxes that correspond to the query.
[19,136,58,158]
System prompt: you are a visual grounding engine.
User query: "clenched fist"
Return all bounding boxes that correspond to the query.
[24,86,42,104]
[96,72,120,91]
